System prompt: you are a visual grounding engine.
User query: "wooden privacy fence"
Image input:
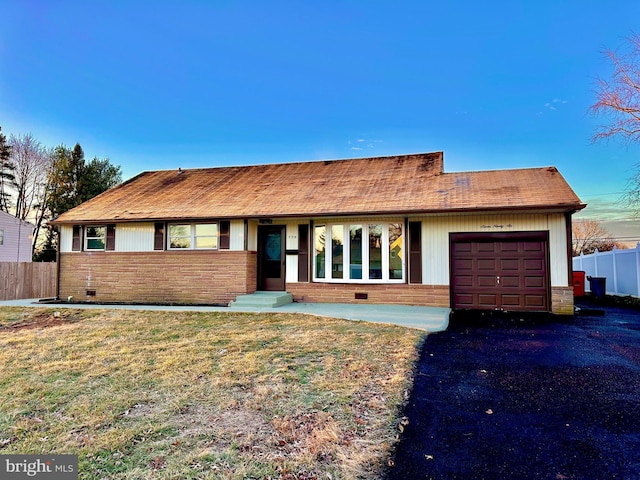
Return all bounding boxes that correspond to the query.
[0,262,57,301]
[573,244,640,297]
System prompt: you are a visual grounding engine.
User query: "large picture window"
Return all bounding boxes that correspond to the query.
[313,222,404,283]
[168,223,219,250]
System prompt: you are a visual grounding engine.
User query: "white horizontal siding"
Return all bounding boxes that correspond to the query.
[0,214,33,262]
[419,213,569,287]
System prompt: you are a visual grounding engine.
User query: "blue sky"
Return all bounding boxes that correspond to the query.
[1,1,640,242]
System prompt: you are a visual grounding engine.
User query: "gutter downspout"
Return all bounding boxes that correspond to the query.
[55,226,61,300]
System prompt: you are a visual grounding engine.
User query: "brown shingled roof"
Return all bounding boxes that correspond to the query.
[51,152,585,224]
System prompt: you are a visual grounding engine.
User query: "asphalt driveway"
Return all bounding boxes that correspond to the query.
[387,302,640,480]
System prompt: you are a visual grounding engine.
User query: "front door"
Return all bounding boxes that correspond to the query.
[258,225,286,291]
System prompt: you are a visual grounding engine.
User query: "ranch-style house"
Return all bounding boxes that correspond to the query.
[50,152,585,314]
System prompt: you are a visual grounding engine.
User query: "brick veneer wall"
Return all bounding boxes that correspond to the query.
[288,283,574,315]
[551,286,574,315]
[58,251,257,305]
[287,282,451,307]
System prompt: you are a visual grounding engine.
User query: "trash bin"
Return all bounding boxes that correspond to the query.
[587,276,607,298]
[573,271,586,297]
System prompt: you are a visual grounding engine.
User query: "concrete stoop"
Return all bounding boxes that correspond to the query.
[229,291,293,309]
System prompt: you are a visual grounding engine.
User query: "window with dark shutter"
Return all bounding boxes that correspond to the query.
[154,223,165,250]
[106,224,116,251]
[219,221,230,250]
[72,226,82,251]
[298,224,309,282]
[409,221,422,284]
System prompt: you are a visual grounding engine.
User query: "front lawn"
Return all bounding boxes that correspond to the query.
[0,308,424,479]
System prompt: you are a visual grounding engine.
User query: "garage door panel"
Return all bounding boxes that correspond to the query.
[478,294,498,307]
[456,275,474,287]
[455,243,473,253]
[500,259,520,270]
[501,295,522,307]
[524,241,544,252]
[501,276,521,288]
[478,276,497,287]
[454,258,474,270]
[478,259,497,270]
[499,242,519,252]
[451,233,549,312]
[524,259,544,271]
[524,276,544,288]
[478,243,497,253]
[454,293,475,307]
[524,295,546,308]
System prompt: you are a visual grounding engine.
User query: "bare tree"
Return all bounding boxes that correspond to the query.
[9,133,51,220]
[590,33,640,143]
[572,219,623,256]
[8,133,53,256]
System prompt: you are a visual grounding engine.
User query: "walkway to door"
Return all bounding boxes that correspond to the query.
[0,298,450,332]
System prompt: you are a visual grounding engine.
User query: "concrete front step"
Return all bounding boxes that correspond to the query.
[230,291,293,308]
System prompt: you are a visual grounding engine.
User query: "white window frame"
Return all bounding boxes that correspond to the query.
[85,225,106,251]
[313,222,405,283]
[167,222,219,250]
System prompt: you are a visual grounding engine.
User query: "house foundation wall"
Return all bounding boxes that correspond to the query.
[58,251,257,305]
[287,283,574,315]
[287,283,451,307]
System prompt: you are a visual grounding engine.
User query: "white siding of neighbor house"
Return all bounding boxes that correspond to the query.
[0,212,34,262]
[418,213,569,287]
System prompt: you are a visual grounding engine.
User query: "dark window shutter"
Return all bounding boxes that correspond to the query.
[298,224,309,282]
[219,221,230,250]
[72,225,82,251]
[154,223,165,250]
[106,224,116,251]
[409,221,422,284]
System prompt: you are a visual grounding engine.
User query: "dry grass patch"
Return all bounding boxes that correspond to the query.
[0,307,424,479]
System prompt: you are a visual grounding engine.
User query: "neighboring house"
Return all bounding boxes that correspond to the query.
[50,152,585,314]
[0,210,34,262]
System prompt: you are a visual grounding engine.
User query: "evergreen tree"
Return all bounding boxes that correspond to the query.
[0,126,15,213]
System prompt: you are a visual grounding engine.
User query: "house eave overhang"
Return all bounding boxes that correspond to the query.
[48,202,587,225]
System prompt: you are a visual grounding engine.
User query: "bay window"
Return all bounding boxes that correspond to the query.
[313,222,404,282]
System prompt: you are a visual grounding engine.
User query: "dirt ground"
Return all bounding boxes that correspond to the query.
[387,301,640,480]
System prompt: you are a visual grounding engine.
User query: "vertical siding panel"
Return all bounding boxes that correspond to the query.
[60,225,74,253]
[285,221,300,284]
[418,213,567,287]
[116,223,155,252]
[547,213,568,286]
[230,220,245,251]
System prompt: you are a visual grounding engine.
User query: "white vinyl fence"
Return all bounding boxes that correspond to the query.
[573,244,640,297]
